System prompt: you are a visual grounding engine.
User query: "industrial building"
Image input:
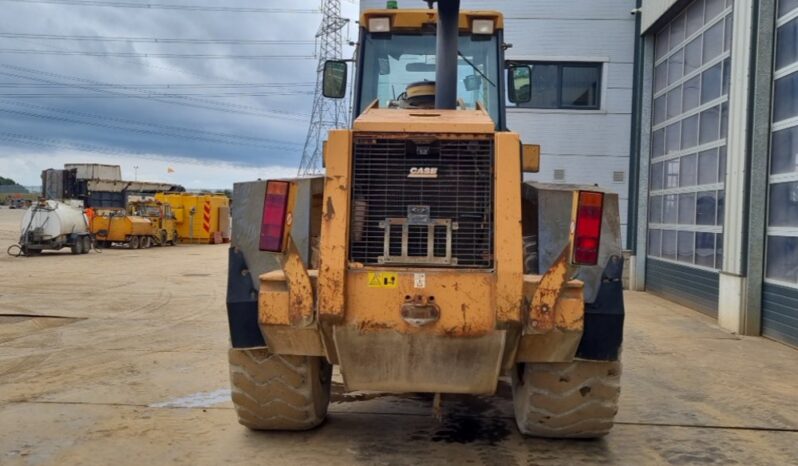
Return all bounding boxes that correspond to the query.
[631,0,798,348]
[358,0,797,348]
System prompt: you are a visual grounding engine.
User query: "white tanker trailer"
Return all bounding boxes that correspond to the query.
[14,200,92,256]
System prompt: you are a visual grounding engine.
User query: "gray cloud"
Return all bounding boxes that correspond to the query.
[0,0,357,185]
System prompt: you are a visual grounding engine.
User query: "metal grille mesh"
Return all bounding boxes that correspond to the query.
[349,136,494,268]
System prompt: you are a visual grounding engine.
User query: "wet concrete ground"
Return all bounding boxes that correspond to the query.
[1,207,797,465]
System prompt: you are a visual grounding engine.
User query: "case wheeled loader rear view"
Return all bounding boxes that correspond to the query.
[224,0,624,438]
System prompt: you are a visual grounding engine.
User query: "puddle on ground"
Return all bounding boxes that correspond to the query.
[331,380,514,445]
[149,388,230,408]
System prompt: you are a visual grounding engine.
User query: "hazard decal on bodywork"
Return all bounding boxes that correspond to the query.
[367,272,398,288]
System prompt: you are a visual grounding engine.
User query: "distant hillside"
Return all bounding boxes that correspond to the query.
[0,176,29,193]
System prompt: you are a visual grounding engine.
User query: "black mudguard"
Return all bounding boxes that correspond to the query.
[576,255,625,361]
[226,247,266,348]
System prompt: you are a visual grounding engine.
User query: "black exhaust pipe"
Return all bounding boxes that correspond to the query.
[433,0,460,110]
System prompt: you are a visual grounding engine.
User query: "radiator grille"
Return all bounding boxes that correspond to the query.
[349,136,494,268]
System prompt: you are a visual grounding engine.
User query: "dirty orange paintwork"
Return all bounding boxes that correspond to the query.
[259,263,318,327]
[360,9,504,30]
[524,274,585,334]
[317,129,352,323]
[352,106,495,134]
[259,270,290,326]
[345,270,496,337]
[282,240,315,327]
[494,132,524,325]
[526,246,585,334]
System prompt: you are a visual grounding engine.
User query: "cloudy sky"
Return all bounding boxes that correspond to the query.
[0,0,358,189]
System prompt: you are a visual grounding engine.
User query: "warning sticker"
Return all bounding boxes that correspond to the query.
[368,272,398,288]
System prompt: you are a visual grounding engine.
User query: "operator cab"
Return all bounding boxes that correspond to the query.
[323,6,534,130]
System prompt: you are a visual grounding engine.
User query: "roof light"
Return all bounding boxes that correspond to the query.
[259,181,290,252]
[472,19,495,35]
[572,191,604,266]
[368,17,391,33]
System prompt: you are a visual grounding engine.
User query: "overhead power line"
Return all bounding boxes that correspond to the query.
[0,106,300,151]
[0,98,303,146]
[0,48,315,60]
[0,32,315,45]
[1,0,320,13]
[0,131,292,166]
[0,65,312,120]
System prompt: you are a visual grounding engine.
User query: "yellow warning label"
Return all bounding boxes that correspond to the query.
[367,272,398,288]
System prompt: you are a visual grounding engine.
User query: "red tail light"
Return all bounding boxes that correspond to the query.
[259,181,290,252]
[572,191,604,266]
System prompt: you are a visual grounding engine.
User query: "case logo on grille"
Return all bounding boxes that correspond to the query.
[408,167,438,179]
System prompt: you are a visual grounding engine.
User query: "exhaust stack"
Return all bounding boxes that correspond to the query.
[431,0,460,110]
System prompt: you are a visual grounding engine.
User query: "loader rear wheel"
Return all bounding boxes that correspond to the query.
[512,360,621,438]
[228,348,331,431]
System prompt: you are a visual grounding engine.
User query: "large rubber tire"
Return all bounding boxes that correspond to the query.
[228,348,332,431]
[70,239,82,255]
[81,236,91,254]
[512,360,621,438]
[128,236,140,249]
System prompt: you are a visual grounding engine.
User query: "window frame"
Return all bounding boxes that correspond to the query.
[765,0,798,288]
[646,0,734,271]
[508,60,604,111]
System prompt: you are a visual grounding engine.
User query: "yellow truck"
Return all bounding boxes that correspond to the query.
[224,1,625,438]
[91,201,176,249]
[91,209,155,249]
[129,201,178,246]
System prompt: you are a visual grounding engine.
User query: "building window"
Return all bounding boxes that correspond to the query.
[510,62,602,110]
[766,0,798,287]
[647,0,734,270]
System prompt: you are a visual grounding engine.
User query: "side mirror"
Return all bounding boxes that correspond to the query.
[464,74,482,92]
[507,65,532,104]
[322,60,348,99]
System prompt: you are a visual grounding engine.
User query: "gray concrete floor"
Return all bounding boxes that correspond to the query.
[0,207,796,465]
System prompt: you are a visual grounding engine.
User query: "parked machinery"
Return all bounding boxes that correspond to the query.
[128,200,178,246]
[155,192,230,244]
[91,208,157,249]
[224,1,625,439]
[13,200,91,256]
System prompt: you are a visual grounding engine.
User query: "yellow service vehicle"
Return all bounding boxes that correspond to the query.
[129,201,178,246]
[91,208,156,249]
[225,0,625,438]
